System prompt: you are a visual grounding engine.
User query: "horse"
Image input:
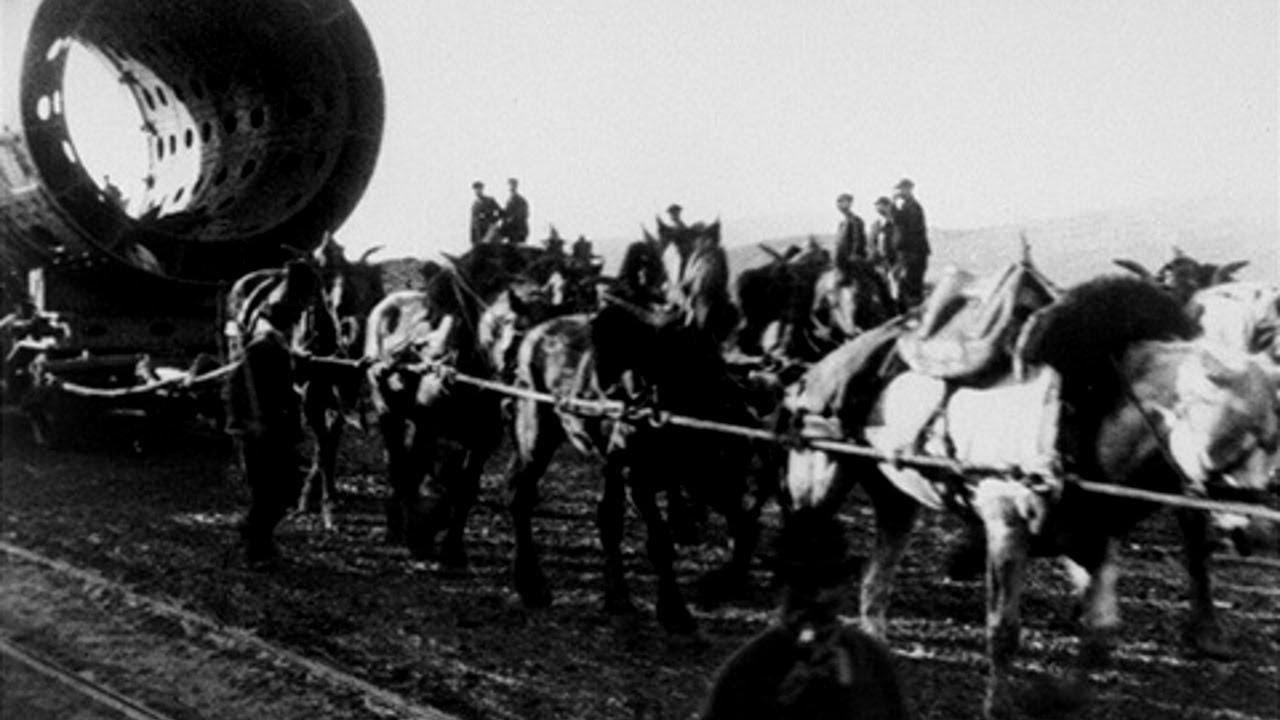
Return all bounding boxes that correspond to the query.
[224,259,357,531]
[736,246,895,363]
[781,276,1280,718]
[363,242,547,565]
[1113,247,1249,306]
[506,240,778,633]
[735,243,832,358]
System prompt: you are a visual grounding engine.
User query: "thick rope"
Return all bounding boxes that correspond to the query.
[27,348,1280,523]
[411,361,1280,524]
[37,361,239,400]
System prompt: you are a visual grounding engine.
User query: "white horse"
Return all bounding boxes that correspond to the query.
[782,276,1280,719]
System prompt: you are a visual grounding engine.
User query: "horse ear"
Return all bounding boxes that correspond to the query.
[357,245,385,264]
[1213,260,1249,284]
[642,225,657,244]
[759,243,784,262]
[1113,259,1152,279]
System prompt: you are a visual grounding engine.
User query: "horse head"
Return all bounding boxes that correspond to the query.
[1122,344,1280,497]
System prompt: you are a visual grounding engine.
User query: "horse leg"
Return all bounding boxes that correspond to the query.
[310,414,342,532]
[1046,537,1123,713]
[860,466,919,640]
[630,480,696,634]
[509,402,559,608]
[1177,508,1233,658]
[975,482,1030,720]
[403,426,445,561]
[378,412,410,546]
[440,444,487,570]
[695,486,761,609]
[598,452,636,614]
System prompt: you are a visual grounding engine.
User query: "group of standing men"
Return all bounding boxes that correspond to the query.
[470,178,529,245]
[833,178,930,310]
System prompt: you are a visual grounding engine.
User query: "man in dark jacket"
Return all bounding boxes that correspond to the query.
[890,178,930,310]
[868,196,897,288]
[833,193,867,285]
[470,181,502,245]
[225,262,364,568]
[502,177,529,244]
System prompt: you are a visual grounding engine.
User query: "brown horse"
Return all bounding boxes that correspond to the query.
[506,240,778,633]
[782,276,1279,718]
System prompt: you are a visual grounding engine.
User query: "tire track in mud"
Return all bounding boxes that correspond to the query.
[0,540,458,720]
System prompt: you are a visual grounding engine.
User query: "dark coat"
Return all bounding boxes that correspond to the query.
[503,193,529,242]
[834,213,868,278]
[892,196,929,256]
[226,316,303,442]
[470,195,503,244]
[699,624,910,720]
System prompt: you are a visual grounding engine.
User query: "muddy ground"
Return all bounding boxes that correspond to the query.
[1,410,1277,720]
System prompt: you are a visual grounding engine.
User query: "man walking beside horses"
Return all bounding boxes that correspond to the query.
[224,261,366,569]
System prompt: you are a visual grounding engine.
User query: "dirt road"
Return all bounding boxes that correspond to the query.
[2,414,1277,719]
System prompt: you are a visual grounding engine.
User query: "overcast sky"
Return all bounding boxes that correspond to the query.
[340,0,1276,256]
[13,0,1279,259]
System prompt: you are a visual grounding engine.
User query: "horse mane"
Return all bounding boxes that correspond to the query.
[1018,275,1197,419]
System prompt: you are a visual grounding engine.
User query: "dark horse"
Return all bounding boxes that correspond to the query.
[783,276,1279,718]
[736,246,895,362]
[225,253,372,530]
[363,242,533,564]
[507,240,778,633]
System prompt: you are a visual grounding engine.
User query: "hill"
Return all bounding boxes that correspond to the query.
[724,197,1278,287]
[377,198,1277,292]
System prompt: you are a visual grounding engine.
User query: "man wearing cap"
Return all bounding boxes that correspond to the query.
[891,178,930,310]
[469,181,502,245]
[501,178,529,245]
[868,196,897,287]
[225,261,366,568]
[833,193,867,286]
[666,203,687,231]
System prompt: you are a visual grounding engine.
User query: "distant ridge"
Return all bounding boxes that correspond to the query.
[723,197,1278,287]
[380,197,1276,291]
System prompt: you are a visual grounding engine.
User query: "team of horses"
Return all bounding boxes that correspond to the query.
[229,233,1279,718]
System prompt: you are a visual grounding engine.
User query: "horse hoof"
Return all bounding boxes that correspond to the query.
[603,593,638,616]
[694,569,747,609]
[657,604,698,636]
[1183,627,1237,661]
[517,584,553,609]
[439,547,470,572]
[1019,676,1092,716]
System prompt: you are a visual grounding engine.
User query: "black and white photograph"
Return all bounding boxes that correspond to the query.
[1,1,1277,718]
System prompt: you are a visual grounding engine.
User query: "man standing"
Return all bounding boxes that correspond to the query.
[833,193,867,285]
[890,178,930,310]
[868,196,897,287]
[469,181,502,245]
[502,177,529,244]
[224,262,363,568]
[666,203,687,231]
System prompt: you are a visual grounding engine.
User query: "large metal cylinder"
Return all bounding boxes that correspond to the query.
[2,0,384,284]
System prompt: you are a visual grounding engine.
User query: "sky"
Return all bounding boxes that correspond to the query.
[7,0,1278,260]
